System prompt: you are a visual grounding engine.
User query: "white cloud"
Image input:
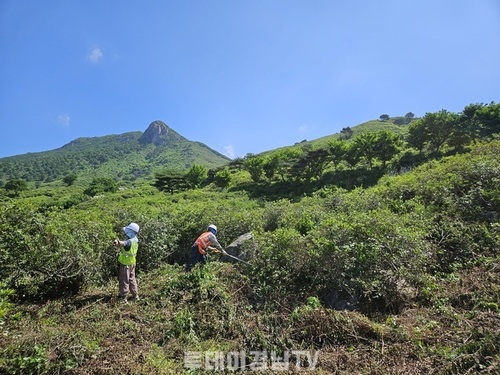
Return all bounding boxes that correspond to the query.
[224,145,235,159]
[299,123,308,133]
[57,114,71,127]
[88,47,103,63]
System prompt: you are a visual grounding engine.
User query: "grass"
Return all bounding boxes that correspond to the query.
[1,261,498,374]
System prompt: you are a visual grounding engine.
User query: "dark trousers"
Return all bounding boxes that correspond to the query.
[186,245,207,271]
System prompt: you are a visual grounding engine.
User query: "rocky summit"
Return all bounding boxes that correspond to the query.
[138,120,186,146]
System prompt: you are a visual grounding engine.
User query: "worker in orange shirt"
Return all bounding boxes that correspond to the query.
[186,224,224,271]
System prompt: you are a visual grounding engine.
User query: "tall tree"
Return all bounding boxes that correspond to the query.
[244,156,265,182]
[406,119,429,154]
[275,148,303,182]
[185,164,207,188]
[353,133,378,169]
[339,127,353,140]
[457,103,483,143]
[374,131,400,168]
[289,148,329,182]
[344,142,361,169]
[425,110,458,153]
[214,168,232,188]
[303,149,330,181]
[327,139,347,168]
[476,102,500,139]
[404,112,415,124]
[263,154,280,180]
[153,171,190,193]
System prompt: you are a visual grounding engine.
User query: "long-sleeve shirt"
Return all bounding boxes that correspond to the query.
[194,231,223,254]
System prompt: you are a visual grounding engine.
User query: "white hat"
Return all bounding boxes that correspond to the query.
[125,222,140,233]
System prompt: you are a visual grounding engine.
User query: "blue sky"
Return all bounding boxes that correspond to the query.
[1,1,499,159]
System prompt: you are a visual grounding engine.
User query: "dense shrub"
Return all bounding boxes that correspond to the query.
[0,138,499,374]
[376,141,500,270]
[0,282,14,322]
[0,203,115,300]
[84,177,119,196]
[0,141,498,314]
[134,213,180,271]
[312,206,433,313]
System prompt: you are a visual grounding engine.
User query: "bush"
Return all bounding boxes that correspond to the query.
[0,282,14,322]
[135,214,180,271]
[0,203,115,300]
[84,177,118,197]
[4,178,28,197]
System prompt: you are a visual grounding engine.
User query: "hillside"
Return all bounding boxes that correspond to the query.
[239,117,414,165]
[0,120,230,185]
[310,118,412,147]
[0,140,498,374]
[0,104,498,374]
[0,116,414,191]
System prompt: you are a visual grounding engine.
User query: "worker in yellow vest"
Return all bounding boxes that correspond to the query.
[113,222,140,302]
[186,224,224,271]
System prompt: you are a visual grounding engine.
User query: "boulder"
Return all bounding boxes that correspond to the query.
[223,232,256,263]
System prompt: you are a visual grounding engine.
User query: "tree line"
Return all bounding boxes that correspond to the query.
[2,102,499,196]
[152,102,499,193]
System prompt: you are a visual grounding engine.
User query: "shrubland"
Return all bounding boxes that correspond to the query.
[0,137,498,373]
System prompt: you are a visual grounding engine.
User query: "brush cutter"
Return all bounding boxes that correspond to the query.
[209,246,252,266]
[221,249,252,266]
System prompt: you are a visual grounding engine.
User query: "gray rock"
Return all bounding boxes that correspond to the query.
[223,232,256,263]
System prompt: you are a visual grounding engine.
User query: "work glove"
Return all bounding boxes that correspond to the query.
[208,246,220,254]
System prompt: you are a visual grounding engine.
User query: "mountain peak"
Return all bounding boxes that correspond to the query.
[139,120,186,145]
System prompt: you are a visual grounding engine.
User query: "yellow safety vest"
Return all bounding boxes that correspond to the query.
[118,240,138,266]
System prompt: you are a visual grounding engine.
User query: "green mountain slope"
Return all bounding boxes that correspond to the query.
[0,104,498,373]
[310,118,412,146]
[0,140,498,374]
[0,121,231,184]
[246,117,414,161]
[0,117,409,186]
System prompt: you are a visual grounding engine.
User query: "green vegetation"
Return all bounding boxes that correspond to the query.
[0,121,230,186]
[3,178,28,197]
[0,105,498,373]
